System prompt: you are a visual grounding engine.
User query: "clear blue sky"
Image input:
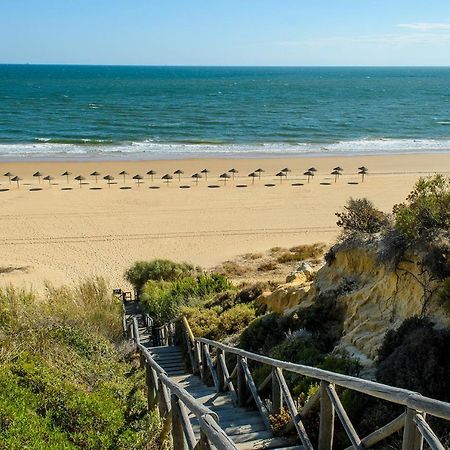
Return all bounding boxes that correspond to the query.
[2,0,450,66]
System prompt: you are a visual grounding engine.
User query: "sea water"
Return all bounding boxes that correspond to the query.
[0,65,449,160]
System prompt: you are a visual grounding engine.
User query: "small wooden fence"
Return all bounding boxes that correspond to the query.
[177,317,450,450]
[126,316,237,450]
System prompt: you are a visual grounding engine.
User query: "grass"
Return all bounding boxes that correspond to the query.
[258,261,278,272]
[0,278,165,450]
[277,243,326,264]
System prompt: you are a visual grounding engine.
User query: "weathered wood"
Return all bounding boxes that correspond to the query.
[246,371,272,406]
[217,349,225,392]
[326,384,362,450]
[403,408,424,450]
[194,430,213,450]
[178,399,197,450]
[171,394,188,450]
[145,361,157,410]
[414,413,445,450]
[240,357,272,432]
[158,378,170,417]
[236,356,247,407]
[185,328,196,373]
[217,352,238,406]
[202,343,219,390]
[319,381,334,450]
[408,395,450,421]
[344,412,405,450]
[198,414,239,450]
[274,367,314,450]
[201,342,207,382]
[272,367,282,415]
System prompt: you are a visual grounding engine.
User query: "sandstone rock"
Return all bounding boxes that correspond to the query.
[285,262,315,283]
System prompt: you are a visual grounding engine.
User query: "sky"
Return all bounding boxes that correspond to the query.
[1,0,450,66]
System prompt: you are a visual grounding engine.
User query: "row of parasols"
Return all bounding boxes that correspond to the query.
[2,166,368,188]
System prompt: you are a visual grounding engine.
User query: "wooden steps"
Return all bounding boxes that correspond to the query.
[131,309,302,450]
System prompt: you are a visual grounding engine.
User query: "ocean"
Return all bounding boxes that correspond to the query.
[1,65,450,160]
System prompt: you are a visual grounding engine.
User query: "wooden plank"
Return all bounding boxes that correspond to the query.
[325,384,362,450]
[172,394,188,450]
[274,367,314,450]
[178,399,198,450]
[240,357,272,432]
[402,408,424,450]
[198,414,238,450]
[319,381,334,450]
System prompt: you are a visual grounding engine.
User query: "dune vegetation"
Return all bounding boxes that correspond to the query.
[0,278,165,450]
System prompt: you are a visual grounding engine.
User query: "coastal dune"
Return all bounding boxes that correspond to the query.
[0,153,449,290]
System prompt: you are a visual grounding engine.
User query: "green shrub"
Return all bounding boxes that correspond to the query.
[124,259,197,292]
[220,304,255,336]
[377,317,450,402]
[336,198,390,235]
[393,175,450,240]
[180,306,221,338]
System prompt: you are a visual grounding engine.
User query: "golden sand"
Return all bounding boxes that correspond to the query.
[0,153,449,291]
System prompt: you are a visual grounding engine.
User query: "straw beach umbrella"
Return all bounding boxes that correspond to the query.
[201,169,209,181]
[358,167,368,182]
[4,172,14,184]
[219,173,231,184]
[276,171,285,184]
[304,170,314,183]
[255,168,264,180]
[119,170,128,184]
[228,168,238,180]
[308,167,317,173]
[331,170,341,183]
[11,176,21,188]
[147,170,156,182]
[74,175,86,188]
[174,169,184,182]
[133,174,144,186]
[103,175,114,187]
[62,171,71,184]
[90,171,101,183]
[191,173,202,185]
[333,166,343,172]
[162,174,173,185]
[33,171,43,184]
[43,175,54,186]
[248,172,258,184]
[281,168,291,179]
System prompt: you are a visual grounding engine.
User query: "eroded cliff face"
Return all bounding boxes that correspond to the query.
[257,246,450,364]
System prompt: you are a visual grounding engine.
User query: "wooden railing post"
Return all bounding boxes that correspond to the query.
[237,356,246,407]
[145,361,157,410]
[201,342,207,382]
[319,381,335,450]
[272,367,282,415]
[402,408,424,450]
[217,348,225,392]
[171,394,188,450]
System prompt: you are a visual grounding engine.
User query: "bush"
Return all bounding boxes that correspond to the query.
[180,306,221,338]
[377,317,450,402]
[258,261,278,271]
[393,175,450,240]
[220,304,255,336]
[124,260,197,292]
[336,198,390,235]
[439,278,450,313]
[277,243,325,263]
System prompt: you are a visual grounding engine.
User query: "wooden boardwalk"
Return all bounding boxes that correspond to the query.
[129,306,301,449]
[122,298,450,450]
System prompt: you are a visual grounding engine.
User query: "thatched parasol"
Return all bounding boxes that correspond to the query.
[4,172,14,184]
[228,168,238,180]
[304,170,314,183]
[201,169,209,181]
[308,167,317,173]
[174,169,184,182]
[248,172,257,184]
[147,170,156,182]
[162,174,173,185]
[219,173,231,184]
[281,168,291,179]
[255,168,264,180]
[191,173,202,185]
[103,174,114,187]
[74,175,86,188]
[43,175,54,186]
[358,167,368,182]
[333,166,343,172]
[119,170,128,184]
[133,174,144,186]
[33,171,43,184]
[11,175,21,188]
[276,171,285,183]
[331,170,341,183]
[90,171,101,183]
[62,171,72,184]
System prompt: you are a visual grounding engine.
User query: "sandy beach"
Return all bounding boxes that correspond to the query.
[0,153,449,291]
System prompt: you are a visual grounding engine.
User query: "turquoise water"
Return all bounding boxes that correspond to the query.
[1,65,450,160]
